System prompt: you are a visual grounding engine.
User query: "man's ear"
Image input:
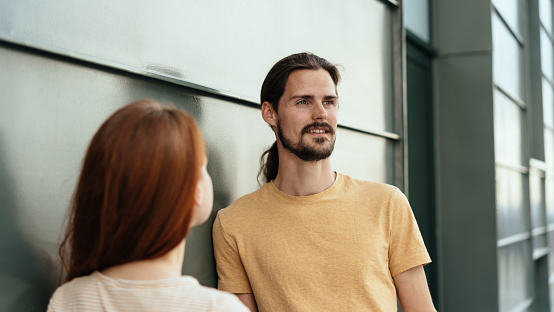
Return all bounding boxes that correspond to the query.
[261,101,277,127]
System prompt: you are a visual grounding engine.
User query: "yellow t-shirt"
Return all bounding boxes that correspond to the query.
[213,173,431,312]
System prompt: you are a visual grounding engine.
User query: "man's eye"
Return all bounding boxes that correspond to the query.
[324,100,335,105]
[296,100,308,105]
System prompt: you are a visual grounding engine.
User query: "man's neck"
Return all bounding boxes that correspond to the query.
[272,153,336,196]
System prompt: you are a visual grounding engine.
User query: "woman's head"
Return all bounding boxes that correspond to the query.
[60,99,211,281]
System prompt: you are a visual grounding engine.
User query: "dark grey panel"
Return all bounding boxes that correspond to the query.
[435,53,498,311]
[0,0,396,134]
[434,0,493,55]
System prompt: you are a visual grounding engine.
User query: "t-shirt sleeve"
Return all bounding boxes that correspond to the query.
[212,210,253,294]
[46,287,62,312]
[388,187,432,277]
[215,292,251,312]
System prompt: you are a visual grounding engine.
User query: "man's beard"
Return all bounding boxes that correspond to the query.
[277,120,336,162]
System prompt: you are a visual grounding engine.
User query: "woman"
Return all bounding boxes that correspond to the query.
[48,99,248,311]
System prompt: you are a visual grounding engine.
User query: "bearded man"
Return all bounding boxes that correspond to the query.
[213,52,435,312]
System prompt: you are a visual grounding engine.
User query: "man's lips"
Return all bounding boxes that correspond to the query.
[302,123,334,135]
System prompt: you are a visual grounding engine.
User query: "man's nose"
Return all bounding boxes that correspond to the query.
[312,102,328,120]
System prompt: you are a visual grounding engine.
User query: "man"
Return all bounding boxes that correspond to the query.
[213,52,435,311]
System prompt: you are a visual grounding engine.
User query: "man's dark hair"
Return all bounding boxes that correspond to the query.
[258,52,341,184]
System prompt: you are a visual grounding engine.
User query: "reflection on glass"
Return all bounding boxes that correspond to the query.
[492,13,523,100]
[547,177,554,224]
[546,130,554,175]
[496,167,527,239]
[540,0,553,34]
[543,79,554,128]
[498,241,532,312]
[529,169,546,230]
[492,0,520,35]
[493,90,523,167]
[404,0,430,42]
[541,29,554,81]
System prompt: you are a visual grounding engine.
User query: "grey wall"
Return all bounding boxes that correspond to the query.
[434,0,499,311]
[0,0,404,311]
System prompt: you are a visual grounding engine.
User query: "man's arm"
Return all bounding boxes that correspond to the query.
[235,293,258,312]
[393,265,436,312]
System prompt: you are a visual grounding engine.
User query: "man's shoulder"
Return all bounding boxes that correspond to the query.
[217,186,267,219]
[340,173,399,194]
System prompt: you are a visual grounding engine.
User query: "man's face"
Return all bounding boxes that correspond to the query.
[274,69,338,162]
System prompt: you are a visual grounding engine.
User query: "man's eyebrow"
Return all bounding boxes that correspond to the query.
[289,95,338,100]
[290,95,314,100]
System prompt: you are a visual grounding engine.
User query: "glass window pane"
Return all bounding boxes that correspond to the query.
[404,0,430,42]
[494,90,523,167]
[547,175,554,224]
[498,241,532,312]
[545,130,554,224]
[534,233,548,251]
[540,0,553,34]
[541,28,554,81]
[543,79,554,128]
[549,230,554,276]
[530,169,546,231]
[496,167,527,239]
[493,13,524,100]
[546,130,554,177]
[492,0,520,36]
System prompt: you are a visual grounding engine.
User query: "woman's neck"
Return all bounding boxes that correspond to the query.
[101,240,186,280]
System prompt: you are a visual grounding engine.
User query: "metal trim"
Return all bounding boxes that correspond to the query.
[339,124,400,140]
[380,0,399,8]
[497,232,531,247]
[495,162,529,174]
[0,34,258,104]
[494,84,527,110]
[542,72,554,88]
[540,21,554,44]
[533,247,550,260]
[511,298,533,312]
[532,226,547,237]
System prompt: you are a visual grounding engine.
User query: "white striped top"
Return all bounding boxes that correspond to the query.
[47,271,249,312]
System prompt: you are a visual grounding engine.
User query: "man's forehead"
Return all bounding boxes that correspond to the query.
[283,69,337,95]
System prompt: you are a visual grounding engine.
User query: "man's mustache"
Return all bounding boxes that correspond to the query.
[301,122,335,135]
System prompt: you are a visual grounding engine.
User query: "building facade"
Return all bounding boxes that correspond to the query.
[0,0,553,311]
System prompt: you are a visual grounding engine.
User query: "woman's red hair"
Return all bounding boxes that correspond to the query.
[59,99,205,282]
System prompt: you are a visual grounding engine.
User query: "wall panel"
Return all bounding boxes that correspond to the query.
[0,0,401,308]
[0,0,397,134]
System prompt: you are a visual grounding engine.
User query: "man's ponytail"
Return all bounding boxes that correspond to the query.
[258,141,279,185]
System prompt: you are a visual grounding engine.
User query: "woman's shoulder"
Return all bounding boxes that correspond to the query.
[173,276,250,311]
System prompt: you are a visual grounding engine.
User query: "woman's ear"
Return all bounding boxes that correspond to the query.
[194,182,203,208]
[261,101,277,127]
